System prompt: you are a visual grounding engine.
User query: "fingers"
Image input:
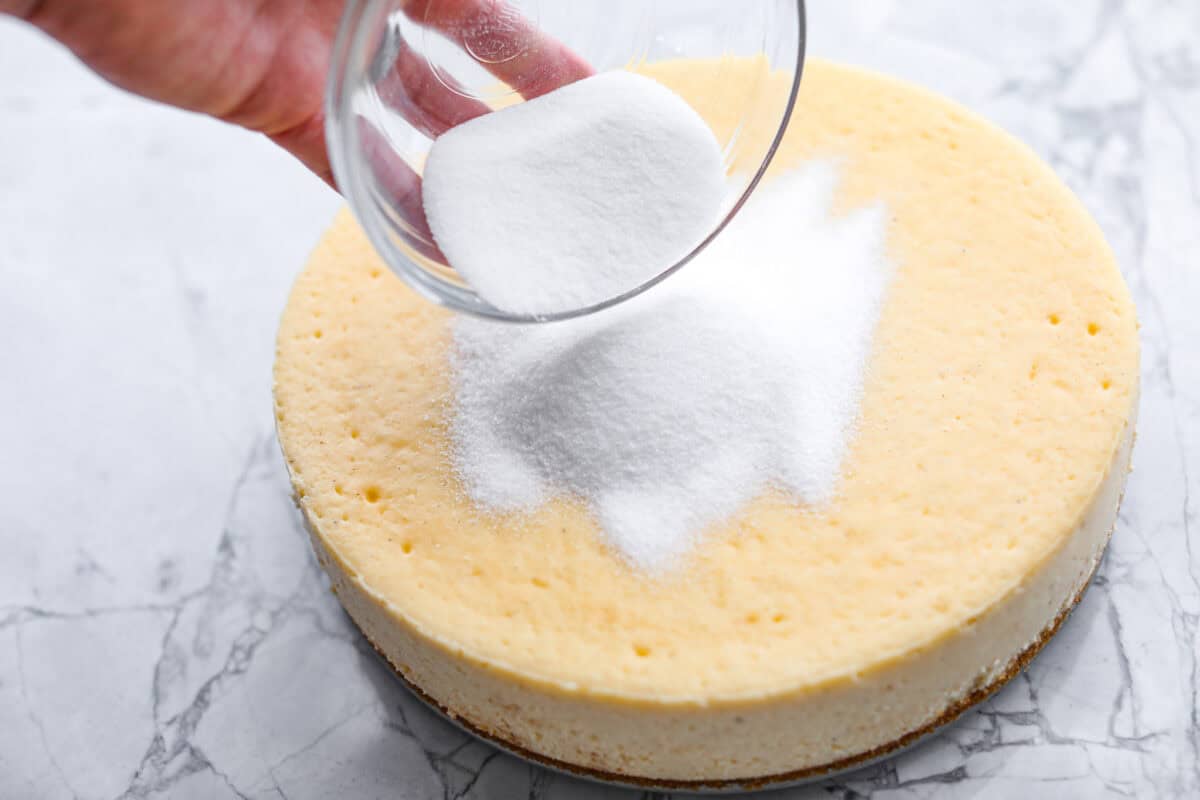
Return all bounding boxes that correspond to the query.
[7,0,341,188]
[401,0,593,99]
[0,0,43,20]
[363,1,594,269]
[377,40,491,139]
[356,117,447,264]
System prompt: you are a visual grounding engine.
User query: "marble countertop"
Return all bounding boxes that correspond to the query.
[2,1,1197,798]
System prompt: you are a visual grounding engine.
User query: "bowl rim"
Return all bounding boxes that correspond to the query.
[326,0,808,324]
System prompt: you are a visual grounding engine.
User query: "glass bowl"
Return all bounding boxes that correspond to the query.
[327,0,806,322]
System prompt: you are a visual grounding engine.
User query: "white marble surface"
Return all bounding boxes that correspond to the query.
[1,1,1198,797]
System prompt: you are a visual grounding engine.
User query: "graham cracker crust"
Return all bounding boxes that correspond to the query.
[350,552,1103,793]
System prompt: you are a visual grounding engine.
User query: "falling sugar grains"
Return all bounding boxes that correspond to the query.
[450,164,894,572]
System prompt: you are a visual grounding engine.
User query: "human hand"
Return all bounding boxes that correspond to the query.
[1,0,591,187]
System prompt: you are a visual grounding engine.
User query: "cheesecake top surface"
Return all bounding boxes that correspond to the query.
[274,59,1138,702]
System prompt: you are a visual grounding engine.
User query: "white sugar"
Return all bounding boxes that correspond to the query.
[422,71,725,316]
[450,164,893,572]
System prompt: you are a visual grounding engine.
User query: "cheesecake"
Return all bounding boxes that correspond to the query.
[273,59,1139,788]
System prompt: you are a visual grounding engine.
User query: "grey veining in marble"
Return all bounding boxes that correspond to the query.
[2,1,1198,798]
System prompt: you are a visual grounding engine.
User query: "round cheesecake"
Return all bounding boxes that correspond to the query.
[273,60,1139,788]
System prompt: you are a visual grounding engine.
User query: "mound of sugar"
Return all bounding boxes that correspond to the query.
[450,163,893,572]
[422,71,726,316]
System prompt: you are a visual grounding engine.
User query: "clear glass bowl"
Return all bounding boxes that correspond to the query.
[327,0,806,322]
